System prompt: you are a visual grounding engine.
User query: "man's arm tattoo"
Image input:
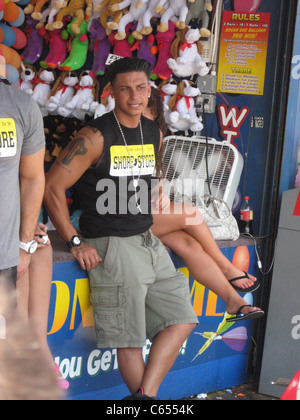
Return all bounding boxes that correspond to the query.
[61,135,88,166]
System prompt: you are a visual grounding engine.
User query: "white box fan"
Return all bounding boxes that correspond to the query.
[162,135,244,209]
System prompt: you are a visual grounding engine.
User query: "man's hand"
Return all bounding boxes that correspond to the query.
[70,242,102,271]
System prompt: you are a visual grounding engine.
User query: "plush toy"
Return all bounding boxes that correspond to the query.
[167,25,209,78]
[150,21,176,80]
[111,0,148,40]
[58,70,99,120]
[93,82,115,118]
[99,0,125,34]
[39,26,68,68]
[13,62,36,92]
[0,42,22,82]
[50,0,93,34]
[46,70,79,114]
[30,68,56,116]
[21,15,43,64]
[140,0,168,36]
[158,77,177,125]
[89,18,111,75]
[135,33,156,68]
[58,17,89,71]
[109,22,135,57]
[157,0,193,32]
[186,0,212,37]
[167,79,203,132]
[34,0,68,30]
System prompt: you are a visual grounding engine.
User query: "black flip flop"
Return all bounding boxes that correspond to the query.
[229,272,260,294]
[226,305,265,323]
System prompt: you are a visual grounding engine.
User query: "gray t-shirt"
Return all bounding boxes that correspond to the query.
[0,82,45,269]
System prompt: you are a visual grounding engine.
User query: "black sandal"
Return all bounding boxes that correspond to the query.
[229,272,260,294]
[226,305,265,323]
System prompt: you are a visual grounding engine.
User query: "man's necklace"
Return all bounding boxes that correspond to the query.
[113,110,145,213]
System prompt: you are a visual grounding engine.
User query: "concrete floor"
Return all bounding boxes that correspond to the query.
[188,381,279,401]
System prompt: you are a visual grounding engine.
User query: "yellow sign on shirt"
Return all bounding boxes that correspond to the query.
[110,144,156,177]
[0,118,17,158]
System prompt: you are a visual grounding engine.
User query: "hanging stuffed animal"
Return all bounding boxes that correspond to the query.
[58,70,99,120]
[39,26,68,68]
[157,0,193,32]
[21,15,44,64]
[150,21,176,80]
[109,21,135,57]
[46,71,79,114]
[167,25,209,77]
[100,0,126,34]
[167,79,203,132]
[111,0,148,40]
[186,0,212,37]
[158,77,177,126]
[140,0,168,36]
[50,0,93,34]
[35,0,68,30]
[135,33,156,68]
[24,0,49,21]
[93,82,115,118]
[58,17,89,71]
[30,68,56,116]
[89,18,111,75]
[13,62,36,93]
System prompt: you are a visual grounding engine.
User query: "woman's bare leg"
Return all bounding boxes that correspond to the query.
[156,230,260,316]
[152,202,256,290]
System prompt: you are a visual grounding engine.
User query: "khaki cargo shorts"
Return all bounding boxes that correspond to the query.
[85,231,198,349]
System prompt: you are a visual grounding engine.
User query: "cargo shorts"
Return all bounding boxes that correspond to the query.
[85,231,198,349]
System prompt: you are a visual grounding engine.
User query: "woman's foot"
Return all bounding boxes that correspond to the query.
[224,267,257,291]
[226,297,261,318]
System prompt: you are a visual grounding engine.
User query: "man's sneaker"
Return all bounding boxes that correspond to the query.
[122,387,159,400]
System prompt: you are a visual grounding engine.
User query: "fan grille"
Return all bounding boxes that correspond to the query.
[162,136,243,208]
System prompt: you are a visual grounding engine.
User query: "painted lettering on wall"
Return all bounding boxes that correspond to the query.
[47,272,223,337]
[218,105,250,145]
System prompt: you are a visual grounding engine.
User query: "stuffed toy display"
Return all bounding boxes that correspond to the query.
[50,0,93,34]
[58,17,89,71]
[39,26,68,68]
[29,67,56,116]
[12,62,36,92]
[99,0,126,34]
[167,25,209,78]
[46,70,79,113]
[157,0,193,32]
[89,18,111,75]
[58,70,99,120]
[111,0,148,40]
[186,0,212,37]
[21,15,43,64]
[167,79,203,132]
[151,20,177,80]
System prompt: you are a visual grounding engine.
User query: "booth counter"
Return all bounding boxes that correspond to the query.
[48,231,259,400]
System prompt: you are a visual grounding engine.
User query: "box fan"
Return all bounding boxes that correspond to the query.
[162,135,244,209]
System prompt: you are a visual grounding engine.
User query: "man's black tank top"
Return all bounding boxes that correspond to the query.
[78,111,160,238]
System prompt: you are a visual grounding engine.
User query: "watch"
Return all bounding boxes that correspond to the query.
[20,240,38,254]
[67,235,83,249]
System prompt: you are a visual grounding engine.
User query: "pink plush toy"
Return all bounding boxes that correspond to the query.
[109,22,135,57]
[39,27,68,69]
[150,21,176,81]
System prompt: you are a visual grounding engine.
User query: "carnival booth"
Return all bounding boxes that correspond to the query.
[1,0,299,400]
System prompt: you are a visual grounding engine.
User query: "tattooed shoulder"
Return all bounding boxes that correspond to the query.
[61,127,103,167]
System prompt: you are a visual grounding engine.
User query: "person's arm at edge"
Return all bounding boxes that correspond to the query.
[18,147,46,279]
[44,126,104,271]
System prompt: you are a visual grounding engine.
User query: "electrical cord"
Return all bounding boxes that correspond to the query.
[241,231,277,275]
